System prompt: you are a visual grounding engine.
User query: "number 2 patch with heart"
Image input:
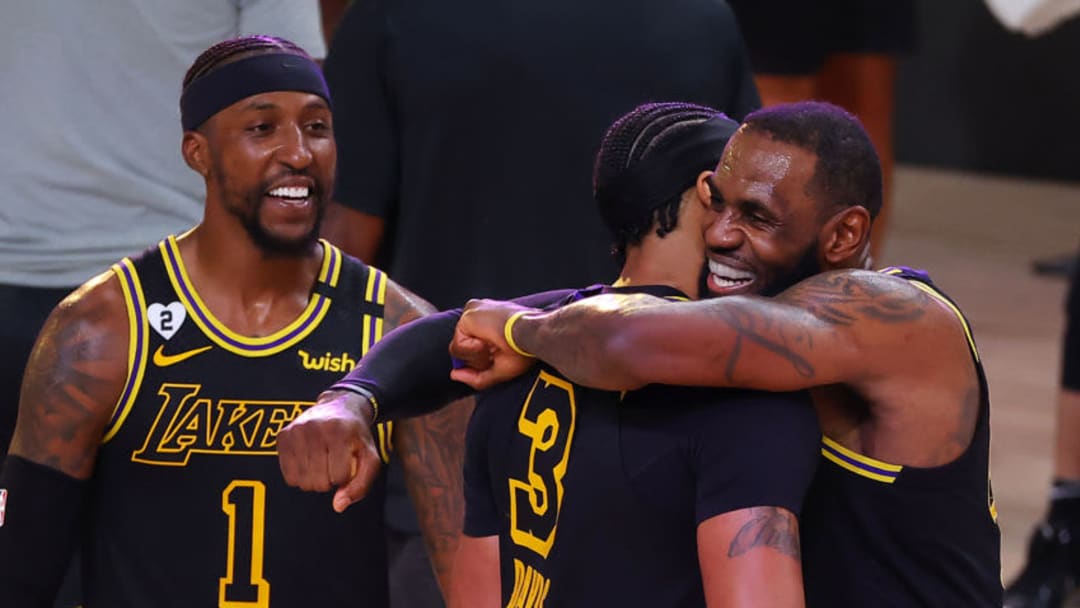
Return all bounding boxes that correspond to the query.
[148,302,187,340]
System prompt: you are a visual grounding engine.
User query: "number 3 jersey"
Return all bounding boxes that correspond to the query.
[85,236,393,608]
[463,285,821,607]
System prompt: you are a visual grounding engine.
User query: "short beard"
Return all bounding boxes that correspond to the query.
[216,169,325,257]
[235,192,325,257]
[758,241,822,297]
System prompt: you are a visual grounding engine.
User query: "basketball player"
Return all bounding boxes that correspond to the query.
[280,104,819,606]
[0,36,467,607]
[450,102,1003,606]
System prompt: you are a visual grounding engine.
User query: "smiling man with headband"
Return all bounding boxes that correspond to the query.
[0,35,468,608]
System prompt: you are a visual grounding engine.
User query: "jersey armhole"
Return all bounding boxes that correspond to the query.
[102,258,150,443]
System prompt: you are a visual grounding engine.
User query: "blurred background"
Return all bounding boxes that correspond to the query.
[886,0,1080,579]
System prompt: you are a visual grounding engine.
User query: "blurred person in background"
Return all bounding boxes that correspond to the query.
[1006,265,1080,608]
[725,0,918,261]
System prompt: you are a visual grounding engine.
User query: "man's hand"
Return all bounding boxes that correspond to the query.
[449,299,538,390]
[277,389,382,513]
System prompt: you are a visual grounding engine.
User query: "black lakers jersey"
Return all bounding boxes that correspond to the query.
[800,266,1002,607]
[85,236,394,608]
[463,285,819,607]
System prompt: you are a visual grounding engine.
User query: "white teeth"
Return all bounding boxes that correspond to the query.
[711,276,748,288]
[708,260,753,281]
[268,186,309,199]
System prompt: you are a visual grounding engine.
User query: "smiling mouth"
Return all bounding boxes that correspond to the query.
[266,185,311,205]
[708,259,754,289]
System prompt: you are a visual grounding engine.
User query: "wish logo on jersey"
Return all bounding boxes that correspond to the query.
[131,383,311,466]
[298,350,356,372]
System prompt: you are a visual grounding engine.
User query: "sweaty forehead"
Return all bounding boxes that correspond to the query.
[719,131,812,182]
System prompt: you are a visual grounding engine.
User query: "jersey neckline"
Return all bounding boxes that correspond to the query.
[159,235,341,356]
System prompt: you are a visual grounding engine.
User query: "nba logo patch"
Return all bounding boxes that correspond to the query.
[0,488,7,527]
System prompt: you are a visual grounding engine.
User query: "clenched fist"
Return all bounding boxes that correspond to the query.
[277,388,382,513]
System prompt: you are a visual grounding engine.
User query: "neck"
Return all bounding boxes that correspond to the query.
[183,200,323,300]
[614,234,702,299]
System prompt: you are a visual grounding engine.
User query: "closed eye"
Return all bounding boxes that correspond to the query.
[706,179,726,210]
[738,201,779,227]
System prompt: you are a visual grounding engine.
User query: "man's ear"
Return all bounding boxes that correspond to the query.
[695,171,715,210]
[821,206,872,265]
[181,130,210,177]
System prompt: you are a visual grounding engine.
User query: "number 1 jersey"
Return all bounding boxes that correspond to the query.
[85,236,393,608]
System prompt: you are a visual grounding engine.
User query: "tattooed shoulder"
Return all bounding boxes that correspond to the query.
[10,271,130,478]
[776,269,931,326]
[382,280,437,331]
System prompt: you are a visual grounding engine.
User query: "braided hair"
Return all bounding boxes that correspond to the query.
[182,35,311,94]
[594,102,722,266]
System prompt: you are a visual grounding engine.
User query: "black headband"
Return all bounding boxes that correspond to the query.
[595,114,740,231]
[180,52,331,131]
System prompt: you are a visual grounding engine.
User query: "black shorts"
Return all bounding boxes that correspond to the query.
[727,0,919,75]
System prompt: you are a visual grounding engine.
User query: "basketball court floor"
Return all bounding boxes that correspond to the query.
[882,165,1079,580]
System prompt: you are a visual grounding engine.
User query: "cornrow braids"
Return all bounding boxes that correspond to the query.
[182,35,311,92]
[593,102,722,266]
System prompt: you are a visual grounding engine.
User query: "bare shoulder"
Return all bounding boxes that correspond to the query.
[776,269,942,328]
[382,278,437,330]
[9,270,130,478]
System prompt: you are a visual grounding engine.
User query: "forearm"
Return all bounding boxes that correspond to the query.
[511,295,665,391]
[333,309,473,420]
[396,396,474,597]
[0,457,87,607]
[512,291,841,393]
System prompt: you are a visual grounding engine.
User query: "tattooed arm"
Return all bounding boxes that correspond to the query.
[690,387,817,608]
[8,271,128,477]
[397,396,474,597]
[454,269,953,393]
[379,283,472,597]
[698,507,804,608]
[0,271,129,605]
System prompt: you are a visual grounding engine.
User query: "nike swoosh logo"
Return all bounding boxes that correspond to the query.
[153,345,213,367]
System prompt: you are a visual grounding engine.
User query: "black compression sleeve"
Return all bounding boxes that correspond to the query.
[333,309,471,421]
[331,289,580,421]
[0,456,88,608]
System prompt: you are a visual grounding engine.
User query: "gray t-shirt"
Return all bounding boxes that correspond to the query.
[0,0,326,287]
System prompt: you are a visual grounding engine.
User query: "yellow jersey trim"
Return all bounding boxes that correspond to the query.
[881,267,978,361]
[908,281,980,362]
[160,236,332,357]
[821,436,903,484]
[376,421,393,464]
[104,258,150,443]
[316,239,343,288]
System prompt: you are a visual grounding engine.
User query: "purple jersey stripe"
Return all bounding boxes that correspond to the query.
[165,244,327,352]
[111,263,144,426]
[822,442,900,479]
[371,269,383,304]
